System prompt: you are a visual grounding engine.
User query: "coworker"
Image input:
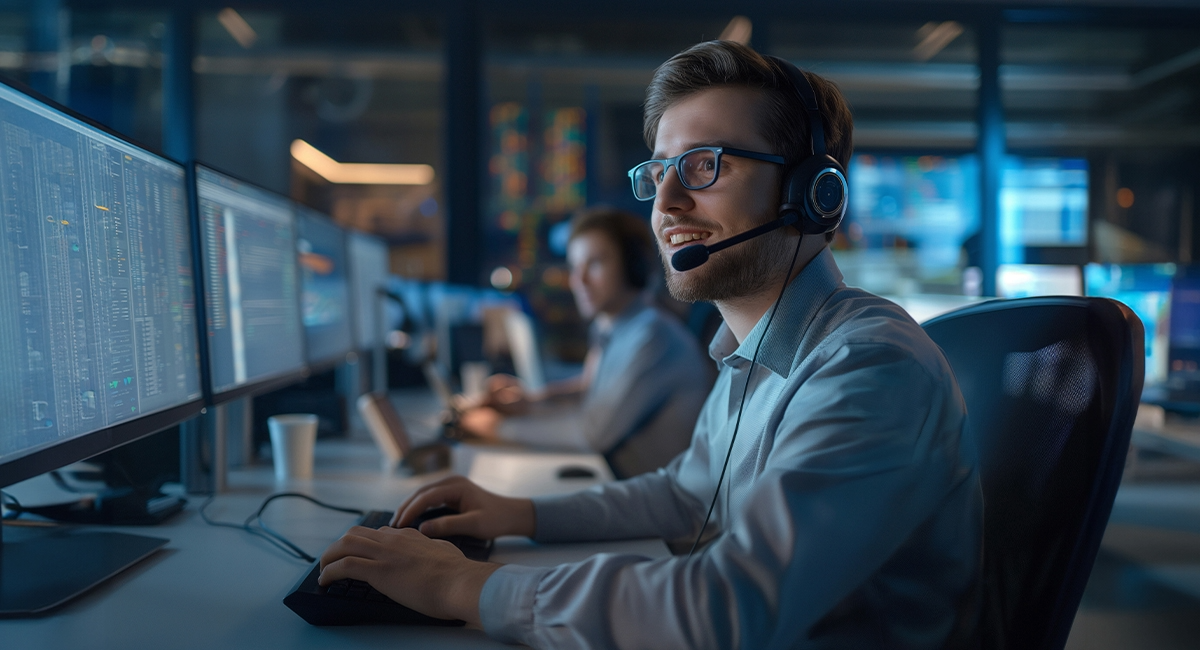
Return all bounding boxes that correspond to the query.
[460,207,714,478]
[319,40,982,648]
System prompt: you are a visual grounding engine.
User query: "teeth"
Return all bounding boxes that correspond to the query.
[669,232,709,245]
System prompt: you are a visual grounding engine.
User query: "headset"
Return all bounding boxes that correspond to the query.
[770,55,849,236]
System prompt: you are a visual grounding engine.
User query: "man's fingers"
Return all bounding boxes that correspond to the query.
[393,481,446,523]
[319,527,384,569]
[393,484,464,528]
[417,510,483,539]
[317,555,375,586]
[393,487,452,527]
[391,477,466,526]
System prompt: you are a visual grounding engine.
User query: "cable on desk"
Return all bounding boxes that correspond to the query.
[0,491,67,527]
[1,490,22,520]
[199,492,365,563]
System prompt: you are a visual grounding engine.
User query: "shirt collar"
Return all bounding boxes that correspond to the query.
[707,246,844,378]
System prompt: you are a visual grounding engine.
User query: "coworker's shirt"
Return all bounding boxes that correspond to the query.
[499,302,713,478]
[479,247,983,649]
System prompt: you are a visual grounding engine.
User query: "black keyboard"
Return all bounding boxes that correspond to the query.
[283,507,492,626]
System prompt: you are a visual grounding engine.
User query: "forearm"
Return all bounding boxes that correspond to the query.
[532,470,702,543]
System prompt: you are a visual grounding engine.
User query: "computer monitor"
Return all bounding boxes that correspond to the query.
[0,79,203,614]
[1000,157,1088,249]
[347,231,390,351]
[1084,263,1175,386]
[295,206,354,369]
[1169,268,1200,388]
[193,164,307,402]
[848,154,978,265]
[996,264,1083,298]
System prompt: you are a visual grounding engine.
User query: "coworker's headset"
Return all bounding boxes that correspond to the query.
[669,57,849,272]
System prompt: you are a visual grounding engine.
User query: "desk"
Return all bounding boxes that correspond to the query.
[1132,423,1200,464]
[1,437,668,649]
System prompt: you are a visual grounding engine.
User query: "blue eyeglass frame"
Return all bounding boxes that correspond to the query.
[627,146,786,201]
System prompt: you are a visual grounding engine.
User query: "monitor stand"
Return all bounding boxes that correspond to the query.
[0,521,167,617]
[17,486,186,525]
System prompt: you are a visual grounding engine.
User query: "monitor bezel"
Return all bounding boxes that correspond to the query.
[0,75,205,490]
[294,204,357,371]
[189,161,311,406]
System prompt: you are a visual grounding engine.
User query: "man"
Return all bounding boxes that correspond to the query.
[460,207,713,478]
[319,40,982,648]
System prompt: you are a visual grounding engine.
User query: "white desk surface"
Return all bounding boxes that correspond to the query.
[1,437,667,649]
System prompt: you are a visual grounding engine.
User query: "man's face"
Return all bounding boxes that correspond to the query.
[650,86,791,303]
[567,230,630,320]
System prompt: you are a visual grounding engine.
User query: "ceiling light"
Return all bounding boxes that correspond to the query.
[913,21,963,62]
[218,8,258,49]
[290,139,435,185]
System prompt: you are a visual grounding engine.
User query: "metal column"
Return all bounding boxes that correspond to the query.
[162,7,196,164]
[977,15,1005,298]
[443,0,484,285]
[28,0,68,104]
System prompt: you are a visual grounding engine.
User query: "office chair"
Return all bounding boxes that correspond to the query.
[922,296,1144,650]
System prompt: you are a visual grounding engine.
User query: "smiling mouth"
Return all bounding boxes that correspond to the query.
[668,232,712,247]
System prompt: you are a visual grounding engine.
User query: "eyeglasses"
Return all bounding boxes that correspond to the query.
[627,146,785,201]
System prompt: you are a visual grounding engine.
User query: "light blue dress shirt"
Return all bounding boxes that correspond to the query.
[499,302,713,478]
[480,247,983,649]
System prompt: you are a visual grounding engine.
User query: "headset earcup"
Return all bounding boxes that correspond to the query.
[779,155,847,235]
[808,155,848,232]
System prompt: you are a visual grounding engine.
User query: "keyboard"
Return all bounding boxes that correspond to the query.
[283,507,492,626]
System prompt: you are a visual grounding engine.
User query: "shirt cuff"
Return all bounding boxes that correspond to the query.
[479,563,552,644]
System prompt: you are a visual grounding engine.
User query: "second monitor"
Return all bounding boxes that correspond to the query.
[193,164,306,401]
[296,206,354,368]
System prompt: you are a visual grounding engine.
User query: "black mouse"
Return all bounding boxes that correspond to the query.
[406,505,459,529]
[557,465,596,479]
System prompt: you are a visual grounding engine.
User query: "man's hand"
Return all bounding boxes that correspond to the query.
[317,525,499,625]
[482,374,530,414]
[457,406,503,439]
[391,475,536,540]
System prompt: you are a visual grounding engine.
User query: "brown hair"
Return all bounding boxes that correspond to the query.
[643,40,854,240]
[569,206,654,289]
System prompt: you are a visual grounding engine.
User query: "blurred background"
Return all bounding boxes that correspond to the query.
[5,2,1200,644]
[4,0,1198,364]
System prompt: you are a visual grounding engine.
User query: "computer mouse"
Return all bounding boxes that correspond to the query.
[557,465,597,479]
[406,505,459,529]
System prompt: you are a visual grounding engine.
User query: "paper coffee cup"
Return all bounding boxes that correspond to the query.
[268,414,318,481]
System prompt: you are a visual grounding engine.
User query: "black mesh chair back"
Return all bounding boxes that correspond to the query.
[923,297,1144,650]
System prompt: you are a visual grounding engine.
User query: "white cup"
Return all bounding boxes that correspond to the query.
[268,414,318,482]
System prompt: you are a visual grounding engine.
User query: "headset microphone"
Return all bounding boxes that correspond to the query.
[670,213,799,272]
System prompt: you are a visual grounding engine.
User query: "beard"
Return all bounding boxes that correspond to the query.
[661,228,794,303]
